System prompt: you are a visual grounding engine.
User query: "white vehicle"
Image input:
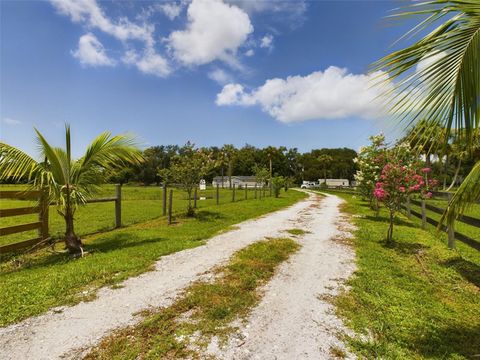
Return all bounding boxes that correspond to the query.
[300,181,319,189]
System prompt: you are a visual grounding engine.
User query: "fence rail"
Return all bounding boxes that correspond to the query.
[1,183,274,255]
[0,190,49,254]
[324,188,480,251]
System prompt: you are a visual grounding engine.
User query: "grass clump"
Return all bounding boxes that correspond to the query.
[285,228,308,236]
[0,189,306,326]
[85,237,300,359]
[327,192,480,359]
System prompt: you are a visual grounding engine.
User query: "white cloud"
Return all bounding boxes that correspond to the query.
[158,2,184,20]
[167,0,253,66]
[2,118,21,126]
[50,0,154,45]
[245,49,254,57]
[208,68,234,85]
[260,34,273,49]
[72,33,115,67]
[216,66,391,123]
[123,49,171,77]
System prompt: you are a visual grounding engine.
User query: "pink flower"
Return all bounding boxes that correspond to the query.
[421,168,431,173]
[426,192,433,199]
[399,186,406,193]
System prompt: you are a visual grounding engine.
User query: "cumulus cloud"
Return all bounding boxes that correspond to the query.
[158,2,184,20]
[167,0,253,66]
[208,68,234,85]
[72,33,115,67]
[216,66,391,123]
[50,0,154,45]
[2,118,21,126]
[123,49,171,77]
[260,34,273,49]
[245,49,254,57]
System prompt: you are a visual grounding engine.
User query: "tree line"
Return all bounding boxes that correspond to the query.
[105,144,358,186]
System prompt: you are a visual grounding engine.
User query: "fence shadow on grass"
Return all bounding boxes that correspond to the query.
[86,233,165,254]
[441,257,480,288]
[194,210,226,222]
[411,323,480,359]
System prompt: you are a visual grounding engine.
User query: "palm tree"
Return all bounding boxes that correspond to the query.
[373,0,479,222]
[221,144,236,189]
[317,154,333,185]
[0,125,143,254]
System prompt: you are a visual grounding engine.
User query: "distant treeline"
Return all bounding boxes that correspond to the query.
[107,144,358,186]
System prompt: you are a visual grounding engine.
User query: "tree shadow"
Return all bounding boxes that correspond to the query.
[441,257,480,288]
[410,323,480,359]
[381,241,430,255]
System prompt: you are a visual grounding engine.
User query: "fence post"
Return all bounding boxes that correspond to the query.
[216,184,219,205]
[421,198,426,230]
[406,195,411,219]
[168,189,173,225]
[194,188,197,209]
[447,193,455,249]
[115,184,122,228]
[39,188,49,240]
[245,185,248,200]
[162,183,167,216]
[254,183,257,199]
[232,184,236,202]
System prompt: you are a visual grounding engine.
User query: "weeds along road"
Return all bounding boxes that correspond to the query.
[0,191,355,360]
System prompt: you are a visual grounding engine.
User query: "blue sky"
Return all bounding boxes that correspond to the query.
[1,0,412,157]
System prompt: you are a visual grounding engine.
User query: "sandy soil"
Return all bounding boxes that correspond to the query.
[205,192,356,360]
[0,191,351,360]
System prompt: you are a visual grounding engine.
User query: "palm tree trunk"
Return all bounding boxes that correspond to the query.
[64,185,82,254]
[228,161,232,189]
[446,159,462,191]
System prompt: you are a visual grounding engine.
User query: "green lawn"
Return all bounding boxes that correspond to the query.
[322,191,480,359]
[0,184,271,247]
[0,188,305,327]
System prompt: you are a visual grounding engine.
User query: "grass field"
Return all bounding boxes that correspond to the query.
[321,191,480,359]
[0,187,305,327]
[0,184,272,247]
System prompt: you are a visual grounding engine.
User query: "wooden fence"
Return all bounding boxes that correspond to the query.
[324,187,480,251]
[0,190,49,254]
[1,184,272,254]
[0,185,122,254]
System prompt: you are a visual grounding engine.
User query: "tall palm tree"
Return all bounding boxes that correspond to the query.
[373,0,479,222]
[0,125,143,254]
[317,154,333,185]
[221,144,236,189]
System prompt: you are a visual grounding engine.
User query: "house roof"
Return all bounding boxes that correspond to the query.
[212,176,257,182]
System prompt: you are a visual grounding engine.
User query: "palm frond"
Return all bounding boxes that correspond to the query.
[441,159,480,222]
[373,0,480,144]
[0,142,39,182]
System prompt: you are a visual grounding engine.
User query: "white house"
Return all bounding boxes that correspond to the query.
[318,179,350,187]
[212,176,262,188]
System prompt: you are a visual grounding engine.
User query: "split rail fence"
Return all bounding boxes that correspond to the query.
[1,183,272,254]
[324,187,480,251]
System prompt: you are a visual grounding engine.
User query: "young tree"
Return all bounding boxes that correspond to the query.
[374,147,438,243]
[166,143,213,216]
[253,164,270,189]
[271,176,285,198]
[354,134,387,207]
[317,154,333,185]
[0,125,143,254]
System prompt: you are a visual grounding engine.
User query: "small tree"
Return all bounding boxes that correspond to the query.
[166,143,213,216]
[271,176,285,198]
[354,134,387,208]
[374,149,437,244]
[0,125,142,254]
[253,164,270,190]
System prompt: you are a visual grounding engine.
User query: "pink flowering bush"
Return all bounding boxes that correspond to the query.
[374,160,438,243]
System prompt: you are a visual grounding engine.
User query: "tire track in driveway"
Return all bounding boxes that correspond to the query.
[206,192,357,360]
